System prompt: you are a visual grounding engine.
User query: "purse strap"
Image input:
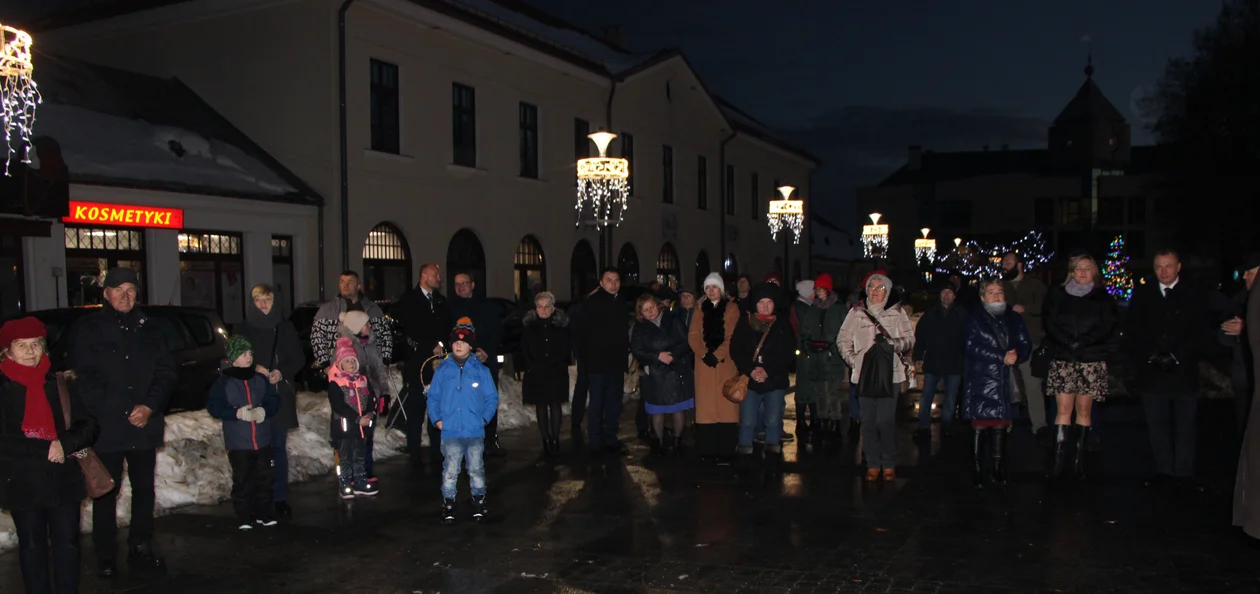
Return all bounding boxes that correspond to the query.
[859,307,912,369]
[749,314,772,365]
[54,372,72,430]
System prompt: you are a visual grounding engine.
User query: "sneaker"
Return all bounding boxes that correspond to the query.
[238,522,253,531]
[352,482,378,496]
[255,517,278,527]
[441,498,457,525]
[340,485,355,500]
[471,495,487,522]
[780,430,794,443]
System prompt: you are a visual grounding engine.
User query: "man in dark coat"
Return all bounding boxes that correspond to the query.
[1124,249,1214,490]
[1001,251,1049,441]
[449,272,505,456]
[913,285,967,437]
[577,267,630,454]
[391,263,452,467]
[70,267,176,577]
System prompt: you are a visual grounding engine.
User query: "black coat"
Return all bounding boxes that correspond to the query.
[392,286,452,385]
[521,310,572,405]
[575,290,630,375]
[731,315,795,393]
[912,304,967,376]
[631,310,694,407]
[1123,280,1214,394]
[233,309,304,431]
[69,305,177,453]
[449,295,504,380]
[0,371,100,512]
[964,307,1032,421]
[1043,285,1119,364]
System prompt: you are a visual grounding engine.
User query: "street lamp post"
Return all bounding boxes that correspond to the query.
[0,23,40,175]
[861,213,889,260]
[767,185,803,281]
[575,131,630,271]
[914,227,937,282]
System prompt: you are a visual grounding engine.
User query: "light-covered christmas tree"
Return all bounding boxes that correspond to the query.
[1104,235,1133,300]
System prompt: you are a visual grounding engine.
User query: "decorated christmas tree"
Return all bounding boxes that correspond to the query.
[1104,235,1133,300]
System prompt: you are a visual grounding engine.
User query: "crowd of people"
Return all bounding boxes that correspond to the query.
[2,242,1260,592]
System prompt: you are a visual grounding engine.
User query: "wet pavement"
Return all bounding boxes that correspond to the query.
[3,393,1259,593]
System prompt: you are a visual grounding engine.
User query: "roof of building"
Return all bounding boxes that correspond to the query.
[875,144,1180,187]
[30,53,324,203]
[1053,59,1126,126]
[716,97,820,165]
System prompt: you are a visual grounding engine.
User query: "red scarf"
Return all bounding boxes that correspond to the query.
[754,313,777,323]
[1,356,57,440]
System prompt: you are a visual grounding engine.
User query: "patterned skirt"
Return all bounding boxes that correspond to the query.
[1046,360,1108,402]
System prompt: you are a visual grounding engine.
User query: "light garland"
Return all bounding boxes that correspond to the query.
[574,131,630,229]
[0,24,39,176]
[861,213,889,258]
[914,228,936,264]
[766,185,803,244]
[1103,234,1133,300]
[934,231,1054,277]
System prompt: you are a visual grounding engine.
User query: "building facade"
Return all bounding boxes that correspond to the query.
[38,0,818,303]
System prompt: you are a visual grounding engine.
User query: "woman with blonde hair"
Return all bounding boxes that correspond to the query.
[1042,253,1118,480]
[632,293,694,456]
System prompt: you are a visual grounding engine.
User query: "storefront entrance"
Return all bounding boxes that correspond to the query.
[64,225,146,307]
[178,231,245,325]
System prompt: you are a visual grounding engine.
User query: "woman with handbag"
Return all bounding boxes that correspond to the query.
[964,281,1032,488]
[1,317,100,594]
[838,272,914,482]
[688,273,742,462]
[731,283,796,474]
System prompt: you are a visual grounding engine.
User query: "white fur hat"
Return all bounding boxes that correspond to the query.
[702,272,725,292]
[339,310,370,335]
[796,280,815,299]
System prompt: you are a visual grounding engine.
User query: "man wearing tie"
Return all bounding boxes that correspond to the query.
[392,263,452,469]
[1124,249,1213,491]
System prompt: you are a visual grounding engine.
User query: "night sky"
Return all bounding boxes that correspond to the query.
[1,0,1222,232]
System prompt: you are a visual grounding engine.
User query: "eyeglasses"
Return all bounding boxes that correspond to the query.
[455,281,473,287]
[868,286,888,292]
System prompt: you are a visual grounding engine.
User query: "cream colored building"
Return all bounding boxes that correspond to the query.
[38,0,818,303]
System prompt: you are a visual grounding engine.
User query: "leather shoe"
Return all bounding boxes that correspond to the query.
[97,559,117,579]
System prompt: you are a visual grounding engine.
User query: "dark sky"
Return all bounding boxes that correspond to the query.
[2,0,1222,233]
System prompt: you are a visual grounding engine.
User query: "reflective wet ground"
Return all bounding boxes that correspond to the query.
[3,395,1258,593]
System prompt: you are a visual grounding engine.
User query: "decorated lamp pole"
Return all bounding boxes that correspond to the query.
[0,23,40,175]
[861,213,889,260]
[767,185,803,279]
[575,131,630,269]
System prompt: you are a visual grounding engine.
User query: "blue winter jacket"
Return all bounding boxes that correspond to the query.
[427,356,499,439]
[206,363,280,451]
[964,307,1032,422]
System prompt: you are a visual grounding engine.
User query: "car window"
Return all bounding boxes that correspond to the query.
[144,315,193,352]
[180,313,217,346]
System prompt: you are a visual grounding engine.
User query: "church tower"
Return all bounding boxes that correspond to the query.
[1047,56,1132,169]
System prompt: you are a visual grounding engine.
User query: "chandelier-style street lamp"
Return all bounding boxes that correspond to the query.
[574,131,629,229]
[766,185,803,244]
[914,227,936,263]
[861,212,888,258]
[0,23,40,175]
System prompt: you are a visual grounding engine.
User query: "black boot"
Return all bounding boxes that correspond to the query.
[972,428,988,488]
[471,495,488,522]
[650,436,665,458]
[441,498,457,525]
[662,434,677,456]
[1049,425,1070,479]
[1073,425,1091,480]
[127,542,166,572]
[991,427,1008,485]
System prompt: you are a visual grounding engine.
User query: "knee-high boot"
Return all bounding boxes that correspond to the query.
[991,427,1007,485]
[1048,425,1070,479]
[972,428,988,488]
[1073,425,1091,480]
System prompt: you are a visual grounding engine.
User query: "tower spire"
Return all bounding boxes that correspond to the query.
[1084,53,1094,78]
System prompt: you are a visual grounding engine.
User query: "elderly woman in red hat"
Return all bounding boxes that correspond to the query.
[1,316,99,594]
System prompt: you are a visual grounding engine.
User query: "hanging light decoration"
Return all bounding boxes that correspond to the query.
[914,227,937,263]
[0,23,39,176]
[574,131,629,229]
[861,212,889,258]
[766,185,804,244]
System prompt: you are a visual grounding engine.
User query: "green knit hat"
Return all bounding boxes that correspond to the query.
[226,335,252,363]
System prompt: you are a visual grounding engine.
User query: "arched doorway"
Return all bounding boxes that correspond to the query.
[656,243,680,290]
[695,250,711,289]
[362,222,412,302]
[514,235,546,302]
[446,228,486,299]
[618,243,640,284]
[570,239,597,300]
[724,253,739,275]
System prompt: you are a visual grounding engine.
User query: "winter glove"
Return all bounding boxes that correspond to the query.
[702,352,719,368]
[249,407,267,423]
[235,406,254,421]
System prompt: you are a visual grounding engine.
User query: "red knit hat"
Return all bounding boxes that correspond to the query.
[764,271,782,285]
[814,273,834,291]
[0,317,46,350]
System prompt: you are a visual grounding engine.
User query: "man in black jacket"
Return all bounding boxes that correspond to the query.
[1124,250,1213,490]
[913,285,967,438]
[449,272,506,456]
[578,267,630,454]
[391,263,452,467]
[69,267,176,578]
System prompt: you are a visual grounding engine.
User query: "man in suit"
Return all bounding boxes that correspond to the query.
[391,263,452,468]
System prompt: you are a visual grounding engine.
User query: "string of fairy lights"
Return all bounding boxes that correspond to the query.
[933,231,1054,278]
[0,23,40,176]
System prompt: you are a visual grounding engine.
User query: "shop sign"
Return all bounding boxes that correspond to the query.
[63,201,184,229]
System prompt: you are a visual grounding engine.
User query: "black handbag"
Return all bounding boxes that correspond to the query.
[858,340,896,399]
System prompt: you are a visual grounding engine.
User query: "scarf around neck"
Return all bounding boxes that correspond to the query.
[1,356,56,440]
[1065,280,1094,297]
[245,303,283,330]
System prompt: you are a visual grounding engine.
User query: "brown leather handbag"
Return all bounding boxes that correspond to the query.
[55,373,117,499]
[722,318,772,404]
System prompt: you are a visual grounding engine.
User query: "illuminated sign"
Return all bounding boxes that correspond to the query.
[63,201,184,229]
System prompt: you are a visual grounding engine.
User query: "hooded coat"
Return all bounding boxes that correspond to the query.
[233,305,303,430]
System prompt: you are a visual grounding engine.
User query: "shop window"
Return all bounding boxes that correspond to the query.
[64,225,145,307]
[514,235,546,302]
[178,230,245,324]
[570,239,597,300]
[617,243,640,285]
[362,223,412,303]
[179,232,241,255]
[656,243,680,290]
[272,236,295,316]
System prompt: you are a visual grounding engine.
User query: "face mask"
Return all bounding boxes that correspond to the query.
[1001,268,1019,282]
[983,302,1007,315]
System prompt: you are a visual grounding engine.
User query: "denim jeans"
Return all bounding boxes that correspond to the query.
[272,429,290,501]
[739,389,787,448]
[13,502,80,594]
[440,437,487,499]
[586,373,624,447]
[918,373,961,428]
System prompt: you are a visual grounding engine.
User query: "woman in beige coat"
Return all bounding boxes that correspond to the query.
[690,272,742,461]
[839,272,914,482]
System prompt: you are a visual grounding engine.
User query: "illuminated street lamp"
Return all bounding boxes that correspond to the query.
[861,212,889,258]
[914,228,937,263]
[574,131,630,229]
[0,23,40,175]
[766,185,803,244]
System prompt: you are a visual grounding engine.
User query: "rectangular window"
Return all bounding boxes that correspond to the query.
[662,145,674,204]
[697,155,708,210]
[1034,197,1054,227]
[1059,197,1086,226]
[451,83,477,167]
[518,102,538,179]
[620,132,634,192]
[369,59,399,154]
[1098,196,1124,227]
[750,172,760,220]
[574,118,590,160]
[725,165,736,215]
[1128,196,1146,225]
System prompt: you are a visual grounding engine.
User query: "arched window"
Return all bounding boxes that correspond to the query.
[570,239,597,300]
[617,243,640,284]
[723,253,738,275]
[362,222,412,301]
[514,235,546,302]
[446,228,486,299]
[656,243,680,290]
[695,250,710,289]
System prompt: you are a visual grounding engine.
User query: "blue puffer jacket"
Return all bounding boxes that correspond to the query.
[964,307,1032,421]
[206,363,279,451]
[427,356,499,439]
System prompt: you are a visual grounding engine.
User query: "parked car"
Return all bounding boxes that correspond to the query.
[7,306,229,412]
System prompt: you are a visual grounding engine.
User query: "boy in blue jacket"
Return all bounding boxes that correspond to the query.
[428,317,499,524]
[207,336,280,530]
